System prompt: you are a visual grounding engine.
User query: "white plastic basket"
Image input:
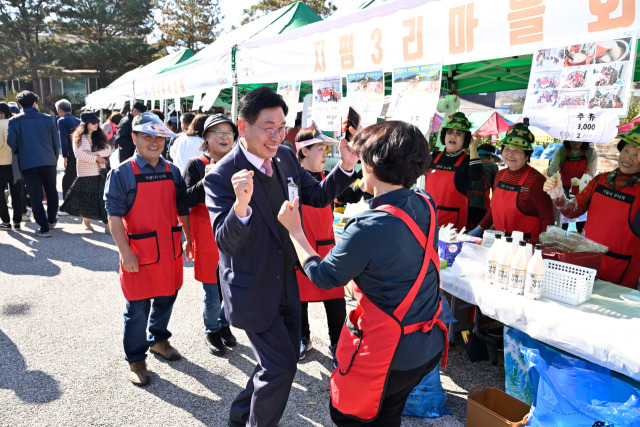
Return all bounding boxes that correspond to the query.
[542,260,597,305]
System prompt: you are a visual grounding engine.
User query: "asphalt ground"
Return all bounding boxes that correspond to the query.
[0,167,505,426]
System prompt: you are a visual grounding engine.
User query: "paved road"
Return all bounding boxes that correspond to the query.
[0,170,504,426]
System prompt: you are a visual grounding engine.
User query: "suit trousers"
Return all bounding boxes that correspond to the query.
[229,270,300,427]
[22,166,58,231]
[62,150,76,199]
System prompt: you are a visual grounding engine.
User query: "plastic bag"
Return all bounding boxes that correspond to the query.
[523,347,640,427]
[455,243,489,277]
[539,226,608,253]
[402,365,452,418]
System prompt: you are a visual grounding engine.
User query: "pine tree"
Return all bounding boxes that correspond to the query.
[241,0,335,25]
[156,0,222,53]
[54,0,159,88]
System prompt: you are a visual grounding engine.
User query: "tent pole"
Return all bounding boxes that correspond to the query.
[99,108,103,126]
[231,44,239,123]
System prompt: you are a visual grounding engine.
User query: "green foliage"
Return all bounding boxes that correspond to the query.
[54,0,159,88]
[156,0,222,53]
[619,95,640,126]
[241,0,335,25]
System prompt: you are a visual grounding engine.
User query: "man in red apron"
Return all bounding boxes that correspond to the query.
[105,112,191,386]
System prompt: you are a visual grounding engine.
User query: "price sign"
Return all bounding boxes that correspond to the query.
[530,110,619,143]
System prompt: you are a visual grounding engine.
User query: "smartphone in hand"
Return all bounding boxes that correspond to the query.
[345,107,361,142]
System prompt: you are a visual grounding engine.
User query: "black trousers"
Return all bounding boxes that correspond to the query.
[0,165,24,225]
[62,150,76,199]
[301,298,347,347]
[330,351,443,427]
[22,166,58,231]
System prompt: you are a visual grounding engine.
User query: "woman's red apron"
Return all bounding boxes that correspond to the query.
[189,155,220,283]
[491,166,541,241]
[583,173,640,288]
[560,149,587,195]
[297,192,344,301]
[330,193,448,422]
[120,160,183,301]
[424,151,469,231]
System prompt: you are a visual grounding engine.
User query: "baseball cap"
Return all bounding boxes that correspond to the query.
[132,112,176,138]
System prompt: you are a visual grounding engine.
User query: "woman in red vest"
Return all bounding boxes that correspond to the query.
[294,126,346,364]
[548,140,597,232]
[183,114,238,355]
[425,112,483,232]
[279,121,446,426]
[470,121,554,241]
[544,124,640,289]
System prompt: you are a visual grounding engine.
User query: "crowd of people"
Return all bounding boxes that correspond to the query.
[2,86,640,427]
[559,95,587,108]
[594,65,621,86]
[562,70,586,88]
[588,90,623,109]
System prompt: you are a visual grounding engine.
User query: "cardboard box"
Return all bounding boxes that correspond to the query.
[466,384,529,427]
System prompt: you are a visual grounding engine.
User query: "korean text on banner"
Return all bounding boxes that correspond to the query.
[387,63,442,133]
[277,81,302,128]
[346,71,384,127]
[312,76,342,132]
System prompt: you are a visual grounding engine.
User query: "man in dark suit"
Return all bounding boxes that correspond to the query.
[205,87,357,427]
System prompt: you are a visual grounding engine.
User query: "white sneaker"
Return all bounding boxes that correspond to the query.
[57,210,69,216]
[22,212,30,222]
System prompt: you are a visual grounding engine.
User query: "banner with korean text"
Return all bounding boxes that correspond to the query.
[236,0,639,85]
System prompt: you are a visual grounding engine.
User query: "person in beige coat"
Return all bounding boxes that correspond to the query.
[0,102,24,230]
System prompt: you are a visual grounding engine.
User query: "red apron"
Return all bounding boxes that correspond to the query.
[583,173,640,288]
[425,151,469,231]
[120,160,183,301]
[560,149,587,195]
[297,174,344,301]
[491,166,541,241]
[330,194,448,421]
[189,155,220,283]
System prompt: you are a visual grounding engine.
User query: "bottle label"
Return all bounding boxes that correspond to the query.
[509,269,526,291]
[486,260,497,279]
[528,273,544,293]
[497,264,510,285]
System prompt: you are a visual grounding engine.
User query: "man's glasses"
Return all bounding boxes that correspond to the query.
[249,123,289,138]
[208,130,234,139]
[445,129,465,138]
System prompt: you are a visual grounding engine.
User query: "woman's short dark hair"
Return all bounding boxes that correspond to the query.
[439,128,472,149]
[562,140,591,151]
[238,86,288,123]
[186,113,208,137]
[16,91,39,109]
[351,121,431,188]
[109,112,123,126]
[0,102,12,119]
[295,128,314,160]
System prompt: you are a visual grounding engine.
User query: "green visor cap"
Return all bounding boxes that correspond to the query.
[619,123,640,147]
[499,123,535,151]
[442,112,471,132]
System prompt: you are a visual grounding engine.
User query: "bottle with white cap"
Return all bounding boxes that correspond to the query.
[508,241,528,295]
[485,233,503,285]
[496,236,516,290]
[524,244,545,300]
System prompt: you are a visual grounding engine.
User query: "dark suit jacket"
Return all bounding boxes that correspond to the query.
[116,113,134,163]
[204,143,354,332]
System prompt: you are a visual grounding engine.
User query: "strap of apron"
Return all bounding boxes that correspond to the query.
[199,155,210,165]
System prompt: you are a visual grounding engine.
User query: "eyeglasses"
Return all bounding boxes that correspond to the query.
[445,129,465,137]
[249,123,289,138]
[208,130,234,139]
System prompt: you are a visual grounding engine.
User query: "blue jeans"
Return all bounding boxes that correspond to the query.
[203,282,229,333]
[123,292,178,363]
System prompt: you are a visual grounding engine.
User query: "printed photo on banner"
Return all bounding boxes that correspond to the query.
[346,71,384,126]
[523,31,636,118]
[277,81,301,127]
[312,76,342,132]
[386,63,441,133]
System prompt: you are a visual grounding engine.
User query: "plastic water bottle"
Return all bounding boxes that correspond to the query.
[508,241,528,295]
[485,233,503,285]
[524,244,545,300]
[496,236,516,290]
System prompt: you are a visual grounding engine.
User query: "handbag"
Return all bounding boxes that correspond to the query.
[99,159,111,180]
